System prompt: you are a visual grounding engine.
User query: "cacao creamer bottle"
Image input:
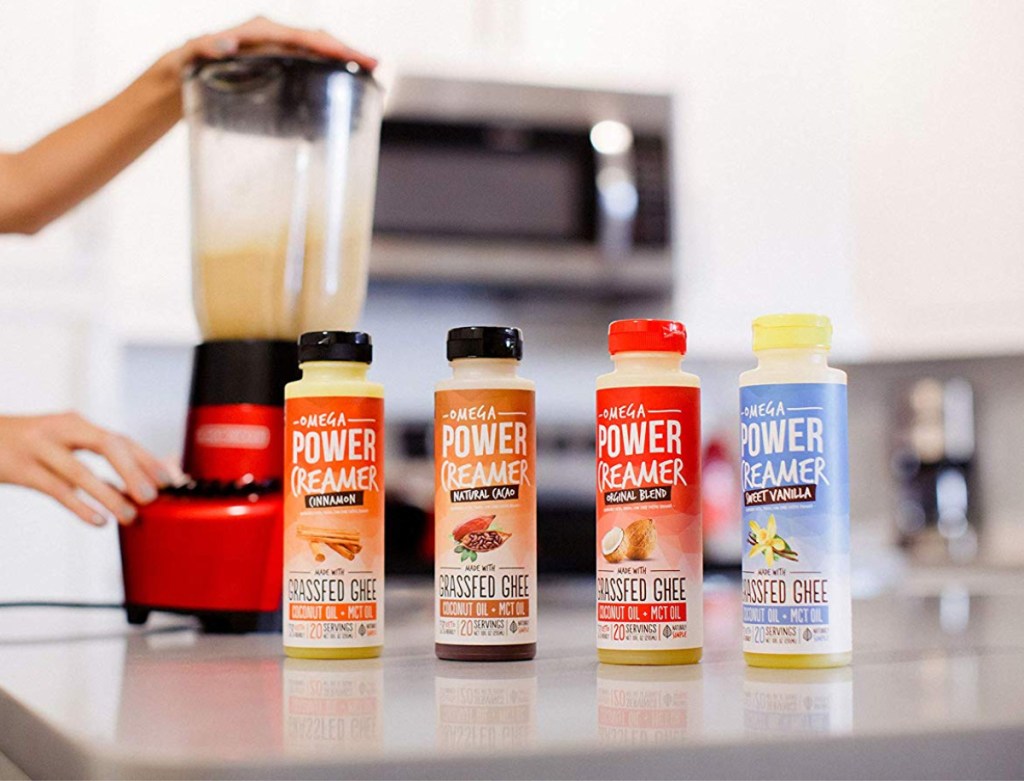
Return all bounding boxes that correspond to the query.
[284,331,384,659]
[740,314,851,668]
[435,326,537,661]
[596,319,702,665]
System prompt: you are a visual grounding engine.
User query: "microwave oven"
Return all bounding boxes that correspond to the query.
[370,76,674,295]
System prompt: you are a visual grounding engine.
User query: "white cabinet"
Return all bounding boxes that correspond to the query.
[308,0,678,90]
[669,3,866,360]
[847,2,1024,359]
[670,1,1024,361]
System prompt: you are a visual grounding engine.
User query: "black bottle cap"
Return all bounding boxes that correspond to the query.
[446,326,523,361]
[298,331,373,364]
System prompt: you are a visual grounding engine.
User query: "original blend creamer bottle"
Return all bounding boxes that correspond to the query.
[284,331,384,659]
[434,326,537,661]
[739,314,851,668]
[596,319,703,665]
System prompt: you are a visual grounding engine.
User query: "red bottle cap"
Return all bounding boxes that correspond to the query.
[608,319,687,355]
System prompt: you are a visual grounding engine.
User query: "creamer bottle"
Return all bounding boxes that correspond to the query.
[740,314,851,668]
[435,326,536,661]
[284,331,384,659]
[596,319,702,665]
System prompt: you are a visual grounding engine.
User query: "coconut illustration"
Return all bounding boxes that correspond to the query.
[623,518,657,560]
[601,527,628,563]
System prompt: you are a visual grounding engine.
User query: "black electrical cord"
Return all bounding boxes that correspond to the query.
[0,601,124,609]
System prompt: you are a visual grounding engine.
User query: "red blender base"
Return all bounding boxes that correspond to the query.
[119,487,283,634]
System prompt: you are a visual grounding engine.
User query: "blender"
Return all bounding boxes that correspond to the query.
[118,49,382,632]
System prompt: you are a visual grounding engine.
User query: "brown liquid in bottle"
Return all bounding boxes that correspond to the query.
[435,641,536,662]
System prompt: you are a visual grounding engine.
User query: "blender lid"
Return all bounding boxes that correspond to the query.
[187,44,376,83]
[185,45,380,138]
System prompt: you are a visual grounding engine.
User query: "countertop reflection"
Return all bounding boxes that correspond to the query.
[0,576,1022,779]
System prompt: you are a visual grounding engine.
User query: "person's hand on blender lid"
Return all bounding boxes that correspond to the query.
[0,17,377,526]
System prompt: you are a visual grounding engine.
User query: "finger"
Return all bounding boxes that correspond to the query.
[36,444,138,523]
[232,18,378,70]
[124,439,175,490]
[186,33,239,61]
[61,421,158,506]
[21,466,109,528]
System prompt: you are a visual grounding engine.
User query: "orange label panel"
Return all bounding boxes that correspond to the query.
[439,599,530,618]
[284,395,384,650]
[596,385,702,651]
[434,387,537,646]
[288,602,378,621]
[597,601,687,623]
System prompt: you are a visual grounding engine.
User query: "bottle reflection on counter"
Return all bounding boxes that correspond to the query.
[435,667,537,752]
[596,664,703,746]
[283,658,383,754]
[742,667,852,735]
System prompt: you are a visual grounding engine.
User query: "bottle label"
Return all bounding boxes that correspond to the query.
[283,396,384,649]
[434,388,536,646]
[739,383,850,655]
[595,386,702,651]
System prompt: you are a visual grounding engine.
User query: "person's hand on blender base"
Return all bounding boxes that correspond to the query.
[0,413,177,526]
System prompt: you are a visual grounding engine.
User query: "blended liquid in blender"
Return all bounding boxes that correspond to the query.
[194,218,372,341]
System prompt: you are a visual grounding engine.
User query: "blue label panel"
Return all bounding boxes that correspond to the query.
[743,605,830,626]
[739,381,851,655]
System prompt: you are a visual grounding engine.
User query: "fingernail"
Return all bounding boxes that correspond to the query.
[162,460,188,487]
[138,484,158,504]
[120,504,138,523]
[92,513,108,527]
[213,37,237,55]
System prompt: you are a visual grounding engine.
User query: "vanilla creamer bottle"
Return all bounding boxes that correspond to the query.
[596,319,702,665]
[434,326,536,662]
[284,331,384,659]
[740,314,851,668]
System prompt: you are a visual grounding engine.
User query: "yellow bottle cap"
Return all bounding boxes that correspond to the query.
[752,313,833,351]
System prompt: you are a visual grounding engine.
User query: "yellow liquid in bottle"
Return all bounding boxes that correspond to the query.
[596,348,702,666]
[599,648,703,666]
[744,651,851,669]
[284,360,384,660]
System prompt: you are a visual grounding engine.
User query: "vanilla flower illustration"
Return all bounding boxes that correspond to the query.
[747,514,798,565]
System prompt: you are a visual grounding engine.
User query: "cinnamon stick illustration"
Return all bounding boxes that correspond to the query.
[297,525,362,561]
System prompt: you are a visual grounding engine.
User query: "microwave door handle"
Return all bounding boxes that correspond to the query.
[591,120,638,264]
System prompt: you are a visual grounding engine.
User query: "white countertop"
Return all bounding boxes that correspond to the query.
[0,576,1022,779]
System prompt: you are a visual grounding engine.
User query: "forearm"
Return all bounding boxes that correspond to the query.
[0,53,183,235]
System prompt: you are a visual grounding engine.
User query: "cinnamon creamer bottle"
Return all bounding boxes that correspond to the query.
[596,320,702,665]
[284,331,384,659]
[434,326,537,661]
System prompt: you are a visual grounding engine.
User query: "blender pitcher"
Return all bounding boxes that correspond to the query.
[185,49,383,339]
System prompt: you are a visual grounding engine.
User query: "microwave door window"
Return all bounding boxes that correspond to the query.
[373,123,595,242]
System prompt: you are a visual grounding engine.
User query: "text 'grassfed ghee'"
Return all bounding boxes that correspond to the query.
[740,314,851,668]
[284,331,384,659]
[596,320,703,665]
[435,327,537,661]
